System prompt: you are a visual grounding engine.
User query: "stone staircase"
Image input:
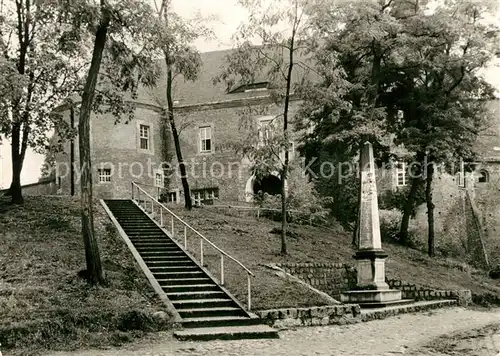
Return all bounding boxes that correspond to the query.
[103,199,278,341]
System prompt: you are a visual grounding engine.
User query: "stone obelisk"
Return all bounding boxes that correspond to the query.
[340,142,402,306]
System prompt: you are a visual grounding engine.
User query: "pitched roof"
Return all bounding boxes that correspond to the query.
[136,48,316,108]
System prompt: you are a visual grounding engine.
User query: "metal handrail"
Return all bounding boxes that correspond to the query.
[131,182,255,310]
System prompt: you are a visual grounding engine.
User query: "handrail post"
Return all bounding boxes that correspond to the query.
[220,254,224,285]
[247,274,251,311]
[131,182,134,201]
[138,190,141,208]
[171,215,174,237]
[184,225,187,249]
[160,207,163,227]
[200,239,204,266]
[151,198,154,214]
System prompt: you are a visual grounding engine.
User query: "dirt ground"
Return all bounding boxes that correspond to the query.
[44,307,500,356]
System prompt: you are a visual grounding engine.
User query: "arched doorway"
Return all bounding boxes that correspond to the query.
[253,174,282,196]
[244,173,286,202]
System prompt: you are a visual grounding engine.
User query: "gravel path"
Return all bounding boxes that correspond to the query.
[46,307,500,356]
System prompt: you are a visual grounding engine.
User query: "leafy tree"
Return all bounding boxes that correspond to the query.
[60,0,160,284]
[300,0,403,246]
[385,0,499,256]
[0,0,84,204]
[147,0,213,210]
[215,0,316,255]
[302,0,498,257]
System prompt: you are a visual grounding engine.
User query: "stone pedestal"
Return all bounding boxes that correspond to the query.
[340,142,402,307]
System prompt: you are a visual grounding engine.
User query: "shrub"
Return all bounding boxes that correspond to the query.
[379,209,402,243]
[253,167,332,226]
[378,184,426,217]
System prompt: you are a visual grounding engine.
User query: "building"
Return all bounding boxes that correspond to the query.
[53,49,306,203]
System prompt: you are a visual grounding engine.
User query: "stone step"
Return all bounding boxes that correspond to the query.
[145,260,195,267]
[135,247,183,253]
[173,298,235,309]
[148,265,199,272]
[153,271,206,279]
[360,299,458,321]
[162,284,221,293]
[134,245,180,251]
[141,255,191,262]
[177,307,245,319]
[140,250,186,256]
[181,316,262,328]
[119,223,159,228]
[130,238,172,243]
[174,325,279,341]
[104,199,278,341]
[129,234,169,238]
[357,299,414,309]
[157,277,212,286]
[167,291,227,301]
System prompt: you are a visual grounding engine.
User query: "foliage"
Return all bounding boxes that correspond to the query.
[299,0,499,253]
[254,160,332,225]
[215,0,318,254]
[379,185,426,218]
[379,209,403,243]
[144,0,214,210]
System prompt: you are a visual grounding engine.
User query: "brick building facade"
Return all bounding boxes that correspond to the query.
[53,50,304,203]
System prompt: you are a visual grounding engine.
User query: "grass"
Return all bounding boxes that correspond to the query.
[169,205,500,309]
[0,196,173,356]
[3,195,500,354]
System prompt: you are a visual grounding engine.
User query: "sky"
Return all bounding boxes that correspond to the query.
[0,0,499,189]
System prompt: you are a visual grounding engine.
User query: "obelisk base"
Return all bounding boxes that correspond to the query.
[340,249,403,307]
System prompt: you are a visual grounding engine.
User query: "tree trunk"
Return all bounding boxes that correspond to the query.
[279,23,297,256]
[399,178,421,245]
[399,151,425,244]
[70,106,75,196]
[9,122,23,204]
[426,161,435,257]
[165,58,192,210]
[280,163,288,255]
[77,4,109,285]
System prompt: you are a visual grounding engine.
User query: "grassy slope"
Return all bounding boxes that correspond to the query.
[170,206,500,309]
[0,196,172,356]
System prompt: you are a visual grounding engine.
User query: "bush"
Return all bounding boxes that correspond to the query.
[379,209,402,243]
[253,170,332,226]
[378,184,426,217]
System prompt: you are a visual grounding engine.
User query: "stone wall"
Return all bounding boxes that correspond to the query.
[256,304,361,328]
[276,263,357,300]
[0,179,57,196]
[386,279,472,306]
[276,263,472,306]
[55,106,165,200]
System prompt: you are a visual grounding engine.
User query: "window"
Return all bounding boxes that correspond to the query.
[395,161,407,187]
[258,118,274,145]
[139,124,150,150]
[192,190,203,206]
[199,126,212,153]
[191,188,219,206]
[457,172,466,188]
[478,170,489,183]
[98,168,112,183]
[155,173,163,187]
[167,192,177,203]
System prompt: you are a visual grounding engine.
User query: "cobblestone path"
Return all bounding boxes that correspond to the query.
[47,307,500,356]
